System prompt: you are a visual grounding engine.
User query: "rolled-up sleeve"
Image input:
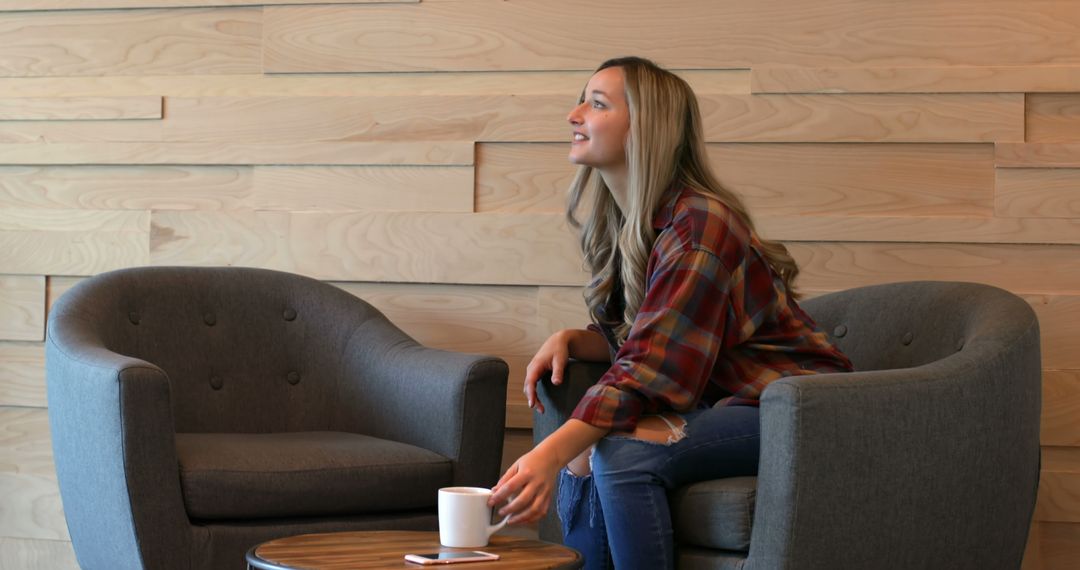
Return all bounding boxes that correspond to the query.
[571,246,735,431]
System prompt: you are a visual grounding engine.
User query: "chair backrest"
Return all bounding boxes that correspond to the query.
[48,266,388,433]
[801,281,1031,372]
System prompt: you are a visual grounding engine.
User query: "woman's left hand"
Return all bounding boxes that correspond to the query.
[488,447,561,525]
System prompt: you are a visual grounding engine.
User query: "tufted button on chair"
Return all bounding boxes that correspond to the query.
[47,266,509,570]
[533,281,1041,570]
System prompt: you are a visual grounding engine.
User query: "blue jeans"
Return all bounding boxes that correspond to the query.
[557,405,760,570]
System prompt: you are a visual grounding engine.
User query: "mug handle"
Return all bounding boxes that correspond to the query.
[486,494,514,537]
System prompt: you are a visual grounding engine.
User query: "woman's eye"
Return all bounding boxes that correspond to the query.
[592,100,605,109]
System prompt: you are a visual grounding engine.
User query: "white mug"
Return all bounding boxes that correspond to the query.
[438,487,510,548]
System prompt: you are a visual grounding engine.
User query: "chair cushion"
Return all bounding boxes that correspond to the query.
[671,476,756,552]
[176,431,452,520]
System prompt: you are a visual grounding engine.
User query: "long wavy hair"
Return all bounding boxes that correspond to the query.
[567,56,800,342]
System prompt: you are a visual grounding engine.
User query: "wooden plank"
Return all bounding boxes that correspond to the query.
[1028,94,1080,144]
[46,276,83,314]
[1044,371,1080,447]
[162,94,1024,143]
[997,144,1080,168]
[1041,521,1080,570]
[263,1,1080,73]
[0,407,67,540]
[789,242,1080,295]
[332,283,543,357]
[0,209,147,233]
[3,0,413,9]
[1025,297,1080,369]
[503,355,532,430]
[537,287,589,336]
[1022,520,1041,570]
[0,97,161,120]
[478,142,995,217]
[1036,447,1080,523]
[0,142,474,166]
[0,8,260,77]
[1,210,149,276]
[0,276,44,342]
[0,166,253,211]
[752,65,1080,94]
[996,168,1080,219]
[0,70,749,98]
[757,215,1080,246]
[0,342,45,408]
[149,210,292,271]
[0,538,78,570]
[253,166,473,212]
[500,428,533,475]
[0,121,161,143]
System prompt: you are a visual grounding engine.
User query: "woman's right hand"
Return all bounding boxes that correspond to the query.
[523,330,574,414]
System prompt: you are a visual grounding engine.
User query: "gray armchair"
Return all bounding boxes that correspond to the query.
[534,281,1041,570]
[46,266,509,570]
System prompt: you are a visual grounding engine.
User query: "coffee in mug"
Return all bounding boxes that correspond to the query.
[438,487,510,548]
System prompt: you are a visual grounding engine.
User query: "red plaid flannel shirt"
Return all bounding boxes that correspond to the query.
[571,186,854,431]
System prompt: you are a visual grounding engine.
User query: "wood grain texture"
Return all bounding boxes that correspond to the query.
[537,287,589,336]
[150,210,292,271]
[1037,447,1080,523]
[0,166,252,211]
[0,8,261,77]
[501,428,533,475]
[502,355,532,430]
[752,65,1080,93]
[757,215,1080,246]
[1041,521,1080,570]
[1028,94,1080,143]
[0,70,749,98]
[0,97,160,120]
[996,168,1080,219]
[1043,371,1080,447]
[0,276,44,342]
[3,0,413,10]
[789,242,1080,295]
[263,1,1080,73]
[1023,520,1042,570]
[478,142,995,216]
[46,276,83,314]
[1025,296,1080,369]
[997,144,1080,168]
[0,121,161,143]
[0,538,77,570]
[162,94,1023,143]
[253,166,473,212]
[0,407,67,540]
[1,210,149,276]
[0,142,474,166]
[0,342,45,408]
[332,282,543,357]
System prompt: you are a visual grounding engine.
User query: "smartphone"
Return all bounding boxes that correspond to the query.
[404,551,500,565]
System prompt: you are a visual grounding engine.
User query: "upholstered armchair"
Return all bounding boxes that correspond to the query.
[534,281,1041,570]
[47,266,509,570]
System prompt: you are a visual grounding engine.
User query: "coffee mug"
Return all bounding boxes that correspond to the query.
[438,487,510,547]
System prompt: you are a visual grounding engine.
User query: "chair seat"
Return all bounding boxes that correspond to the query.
[176,431,453,520]
[671,476,757,552]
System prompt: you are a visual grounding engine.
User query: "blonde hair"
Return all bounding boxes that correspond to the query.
[567,56,800,342]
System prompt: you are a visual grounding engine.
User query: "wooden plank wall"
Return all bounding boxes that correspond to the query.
[0,0,1077,567]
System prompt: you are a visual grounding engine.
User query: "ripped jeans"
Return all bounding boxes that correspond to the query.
[557,405,760,570]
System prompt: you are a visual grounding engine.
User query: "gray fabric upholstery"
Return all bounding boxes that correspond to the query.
[534,281,1041,570]
[672,477,756,552]
[47,266,508,570]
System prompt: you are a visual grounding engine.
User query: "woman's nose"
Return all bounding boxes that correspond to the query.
[567,103,585,125]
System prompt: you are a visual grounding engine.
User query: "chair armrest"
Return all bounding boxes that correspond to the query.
[46,333,190,570]
[748,333,1041,570]
[339,316,509,488]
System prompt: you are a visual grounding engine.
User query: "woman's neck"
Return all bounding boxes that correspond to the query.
[599,167,629,212]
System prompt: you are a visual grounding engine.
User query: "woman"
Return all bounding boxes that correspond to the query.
[488,57,853,569]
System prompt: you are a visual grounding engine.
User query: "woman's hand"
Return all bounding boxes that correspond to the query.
[488,447,561,525]
[523,330,573,414]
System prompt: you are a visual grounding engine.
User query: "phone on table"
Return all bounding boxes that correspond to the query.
[404,551,500,565]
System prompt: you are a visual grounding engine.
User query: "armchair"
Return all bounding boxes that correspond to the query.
[47,266,508,569]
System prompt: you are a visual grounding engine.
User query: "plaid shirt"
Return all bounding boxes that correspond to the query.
[571,186,854,431]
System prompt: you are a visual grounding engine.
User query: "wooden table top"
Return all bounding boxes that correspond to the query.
[246,530,583,570]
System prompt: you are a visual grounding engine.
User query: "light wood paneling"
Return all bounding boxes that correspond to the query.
[1044,371,1080,447]
[503,355,532,430]
[0,408,67,540]
[0,166,252,211]
[46,276,83,314]
[758,215,1080,246]
[537,287,589,336]
[478,143,995,217]
[790,242,1080,295]
[0,538,77,570]
[162,94,1023,143]
[333,283,543,357]
[0,97,160,120]
[1,210,149,276]
[0,276,44,342]
[0,8,260,77]
[996,168,1080,219]
[0,142,474,166]
[263,1,1080,73]
[752,66,1080,94]
[150,210,292,270]
[1042,522,1080,570]
[1036,447,1080,523]
[0,121,161,143]
[1028,95,1080,143]
[997,144,1080,168]
[0,70,750,98]
[1025,297,1080,370]
[0,342,45,408]
[253,166,473,212]
[3,0,413,9]
[500,428,533,474]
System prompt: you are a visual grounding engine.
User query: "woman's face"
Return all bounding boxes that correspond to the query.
[567,67,631,171]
